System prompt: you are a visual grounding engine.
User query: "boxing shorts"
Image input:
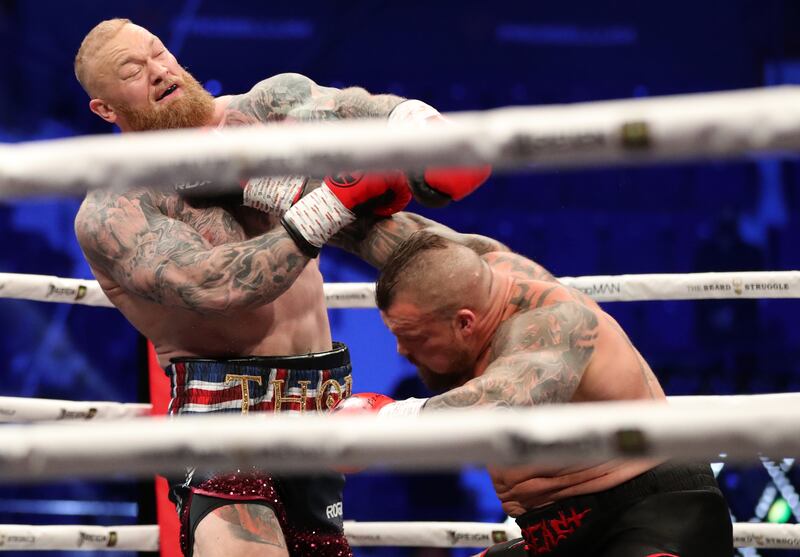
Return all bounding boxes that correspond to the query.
[479,461,731,557]
[164,342,353,557]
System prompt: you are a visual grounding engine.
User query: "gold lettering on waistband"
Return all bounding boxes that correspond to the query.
[224,374,264,414]
[272,379,311,413]
[316,374,353,411]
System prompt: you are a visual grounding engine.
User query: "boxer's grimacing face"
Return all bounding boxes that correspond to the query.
[381,301,476,393]
[88,24,213,131]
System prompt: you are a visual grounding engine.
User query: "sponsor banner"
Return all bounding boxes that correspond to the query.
[561,271,800,302]
[343,521,521,548]
[733,523,800,549]
[324,283,376,308]
[0,396,150,423]
[0,526,157,551]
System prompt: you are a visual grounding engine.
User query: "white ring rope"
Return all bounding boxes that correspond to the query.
[1,397,799,481]
[2,393,798,424]
[0,522,796,551]
[1,271,798,308]
[2,87,800,197]
[0,397,150,423]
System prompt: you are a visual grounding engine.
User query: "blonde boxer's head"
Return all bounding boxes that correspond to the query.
[75,19,213,131]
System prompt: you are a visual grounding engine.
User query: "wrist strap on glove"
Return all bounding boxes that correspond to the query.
[243,175,307,214]
[282,186,356,258]
[377,397,428,417]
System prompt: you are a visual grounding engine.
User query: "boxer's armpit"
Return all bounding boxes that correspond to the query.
[75,190,308,313]
[425,302,598,410]
[220,73,403,125]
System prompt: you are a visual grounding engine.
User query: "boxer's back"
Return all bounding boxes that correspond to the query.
[76,188,332,368]
[482,251,665,515]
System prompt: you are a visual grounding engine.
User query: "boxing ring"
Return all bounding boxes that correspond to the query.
[1,87,800,553]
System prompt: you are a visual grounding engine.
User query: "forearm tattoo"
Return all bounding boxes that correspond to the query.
[213,504,286,548]
[75,190,307,313]
[425,302,598,410]
[220,73,404,126]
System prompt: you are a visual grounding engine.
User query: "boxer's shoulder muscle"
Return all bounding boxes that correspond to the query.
[219,72,402,126]
[483,251,557,284]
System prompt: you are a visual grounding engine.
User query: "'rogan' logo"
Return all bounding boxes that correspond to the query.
[620,121,650,149]
[47,284,87,300]
[77,531,117,547]
[58,408,98,420]
[491,530,509,544]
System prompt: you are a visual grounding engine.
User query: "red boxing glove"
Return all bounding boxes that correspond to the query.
[332,393,428,417]
[331,392,395,415]
[388,100,492,207]
[412,165,492,208]
[281,171,412,258]
[323,172,411,217]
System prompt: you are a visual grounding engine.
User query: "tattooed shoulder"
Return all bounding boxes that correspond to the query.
[492,300,599,359]
[222,73,317,125]
[483,252,558,283]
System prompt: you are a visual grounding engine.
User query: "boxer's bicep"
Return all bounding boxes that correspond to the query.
[425,302,598,410]
[425,350,580,411]
[75,191,308,313]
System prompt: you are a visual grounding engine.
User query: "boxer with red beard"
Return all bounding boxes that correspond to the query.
[73,18,490,557]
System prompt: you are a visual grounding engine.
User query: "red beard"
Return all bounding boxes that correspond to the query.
[116,68,214,131]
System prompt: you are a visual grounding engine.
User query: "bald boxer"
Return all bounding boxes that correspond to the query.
[340,231,732,557]
[72,18,488,557]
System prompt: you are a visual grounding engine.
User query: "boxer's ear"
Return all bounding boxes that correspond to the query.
[89,98,118,124]
[454,308,476,336]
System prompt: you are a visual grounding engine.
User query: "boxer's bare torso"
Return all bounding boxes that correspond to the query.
[75,73,404,367]
[79,189,332,367]
[424,251,665,516]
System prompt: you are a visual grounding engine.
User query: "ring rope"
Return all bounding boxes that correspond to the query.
[2,393,799,423]
[0,397,150,423]
[1,397,798,481]
[0,522,796,550]
[2,87,800,197]
[1,270,797,308]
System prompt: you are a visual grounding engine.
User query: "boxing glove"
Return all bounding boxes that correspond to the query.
[274,171,411,258]
[332,392,428,417]
[388,99,492,207]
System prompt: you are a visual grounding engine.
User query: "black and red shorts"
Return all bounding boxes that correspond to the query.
[164,343,353,557]
[480,462,731,557]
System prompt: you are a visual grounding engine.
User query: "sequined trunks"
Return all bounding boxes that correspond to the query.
[165,343,353,557]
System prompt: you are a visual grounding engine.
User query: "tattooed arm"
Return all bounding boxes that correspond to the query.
[331,212,511,269]
[75,190,308,314]
[425,301,598,410]
[221,72,405,125]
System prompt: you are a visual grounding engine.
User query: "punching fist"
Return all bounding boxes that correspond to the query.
[273,171,410,258]
[332,393,428,417]
[332,393,396,415]
[388,99,492,207]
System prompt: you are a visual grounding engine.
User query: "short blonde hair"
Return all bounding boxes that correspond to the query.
[74,18,132,97]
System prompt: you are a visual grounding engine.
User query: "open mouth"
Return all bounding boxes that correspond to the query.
[157,84,178,102]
